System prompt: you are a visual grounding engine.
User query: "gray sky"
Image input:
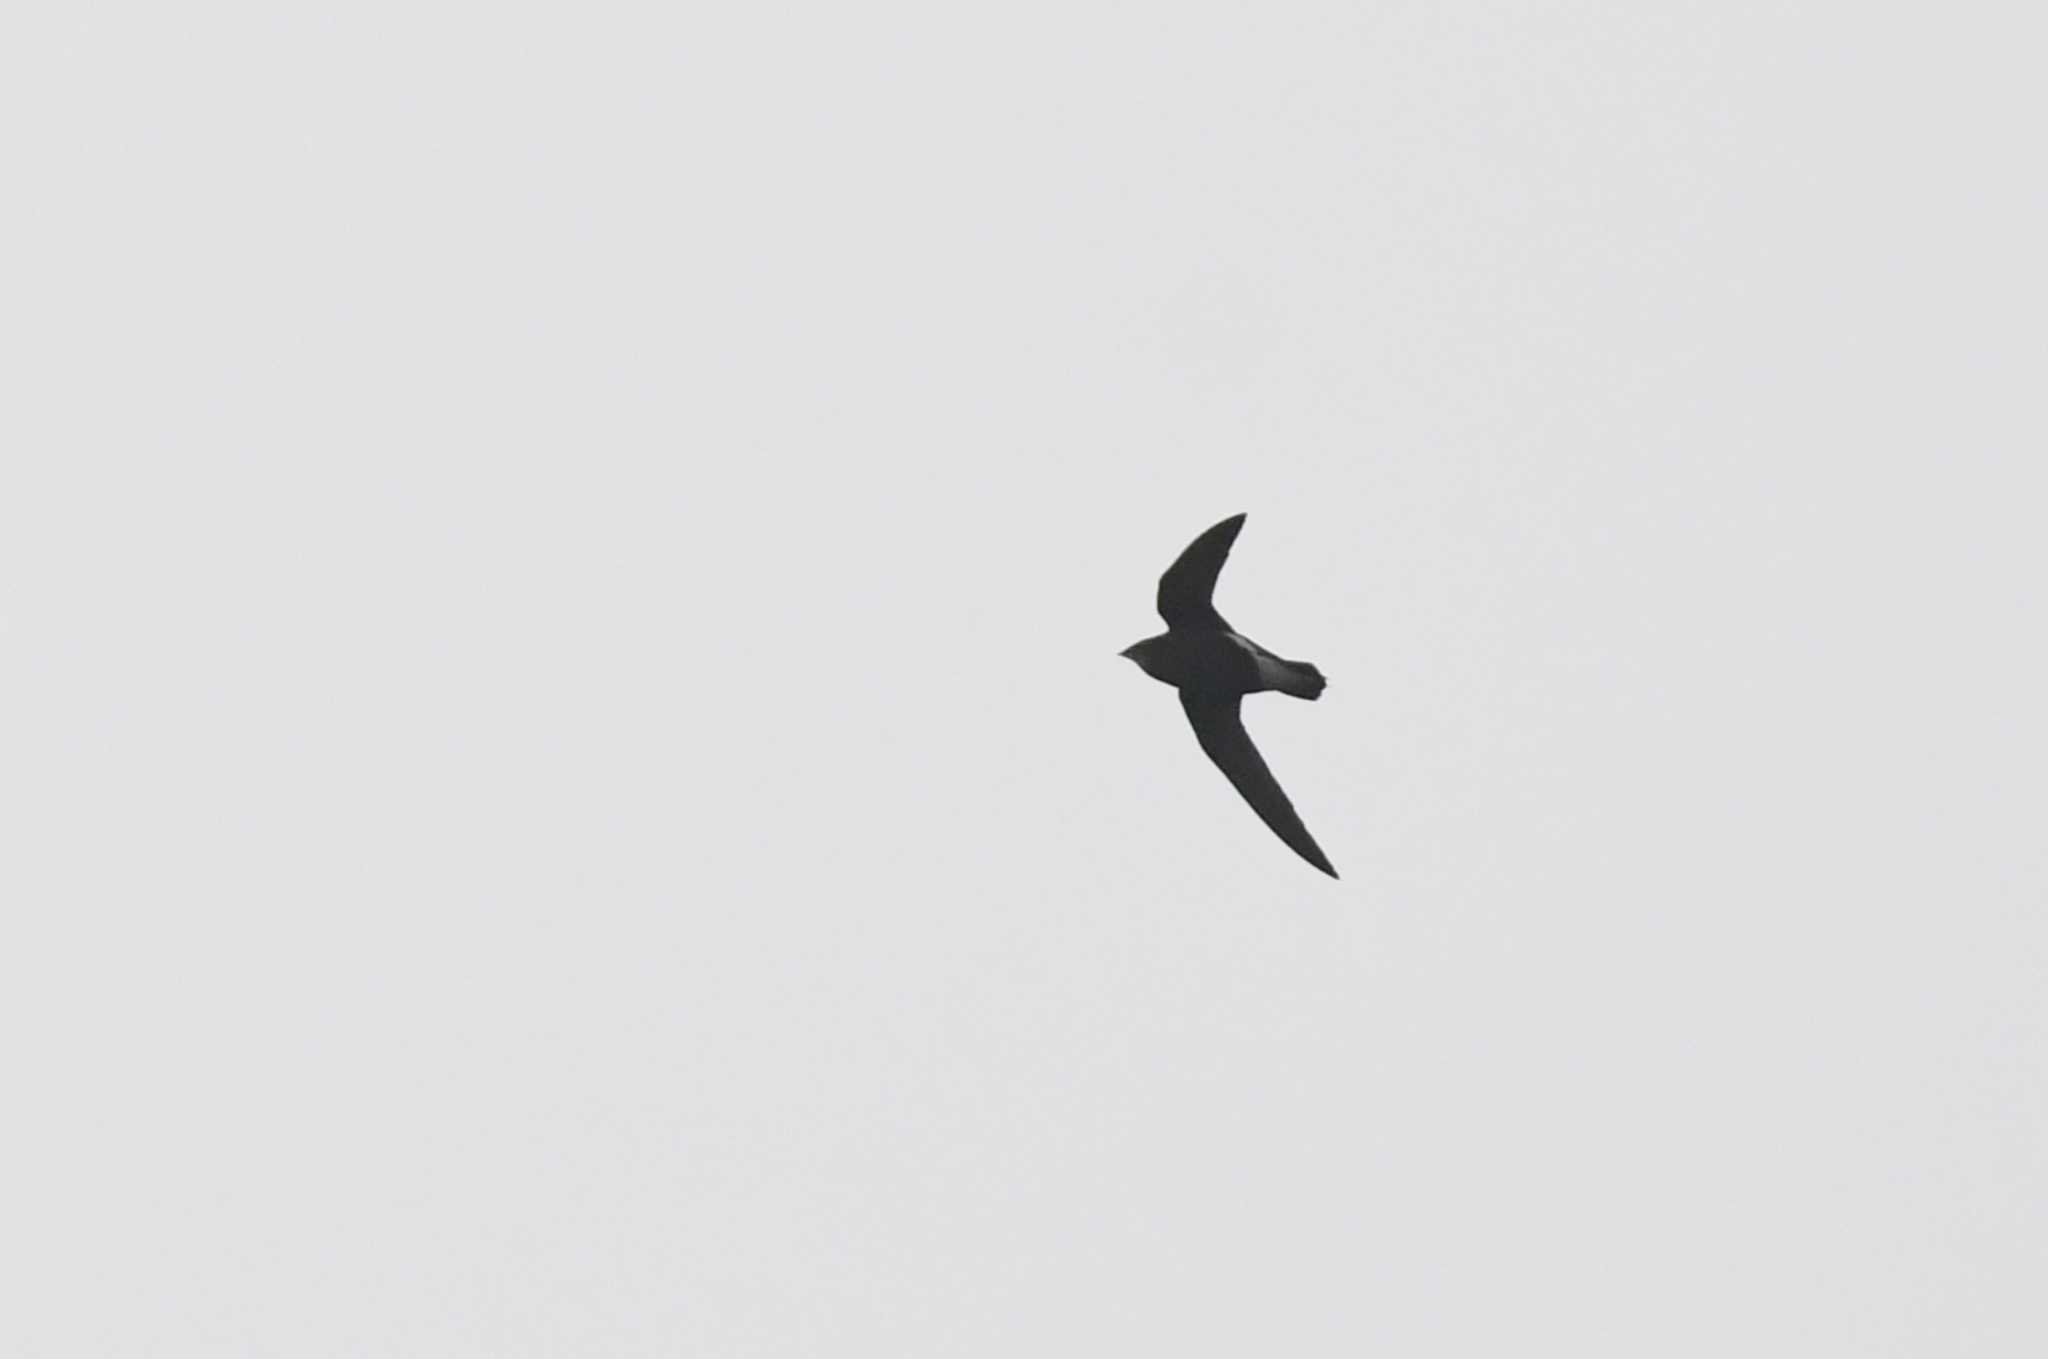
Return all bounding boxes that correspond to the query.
[7,3,2045,1354]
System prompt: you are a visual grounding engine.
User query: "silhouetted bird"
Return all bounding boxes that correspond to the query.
[1120,513,1338,878]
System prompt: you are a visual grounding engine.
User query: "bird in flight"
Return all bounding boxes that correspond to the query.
[1120,513,1338,879]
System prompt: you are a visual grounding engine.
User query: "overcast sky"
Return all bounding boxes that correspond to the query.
[7,3,2045,1354]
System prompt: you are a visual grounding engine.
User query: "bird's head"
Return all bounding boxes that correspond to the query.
[1119,635,1171,683]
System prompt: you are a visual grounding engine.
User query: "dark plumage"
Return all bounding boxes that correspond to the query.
[1120,513,1338,879]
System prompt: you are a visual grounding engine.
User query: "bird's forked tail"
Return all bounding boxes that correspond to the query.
[1275,660,1326,700]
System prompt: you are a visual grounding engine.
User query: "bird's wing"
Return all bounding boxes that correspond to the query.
[1156,513,1246,628]
[1179,690,1338,878]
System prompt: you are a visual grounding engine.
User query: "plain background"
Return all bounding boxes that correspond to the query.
[6,3,2044,1354]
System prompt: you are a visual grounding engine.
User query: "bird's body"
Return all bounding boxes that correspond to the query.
[1120,513,1339,879]
[1120,627,1326,701]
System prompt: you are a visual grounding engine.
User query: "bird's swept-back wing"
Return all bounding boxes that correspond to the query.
[1156,513,1246,629]
[1179,690,1338,878]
